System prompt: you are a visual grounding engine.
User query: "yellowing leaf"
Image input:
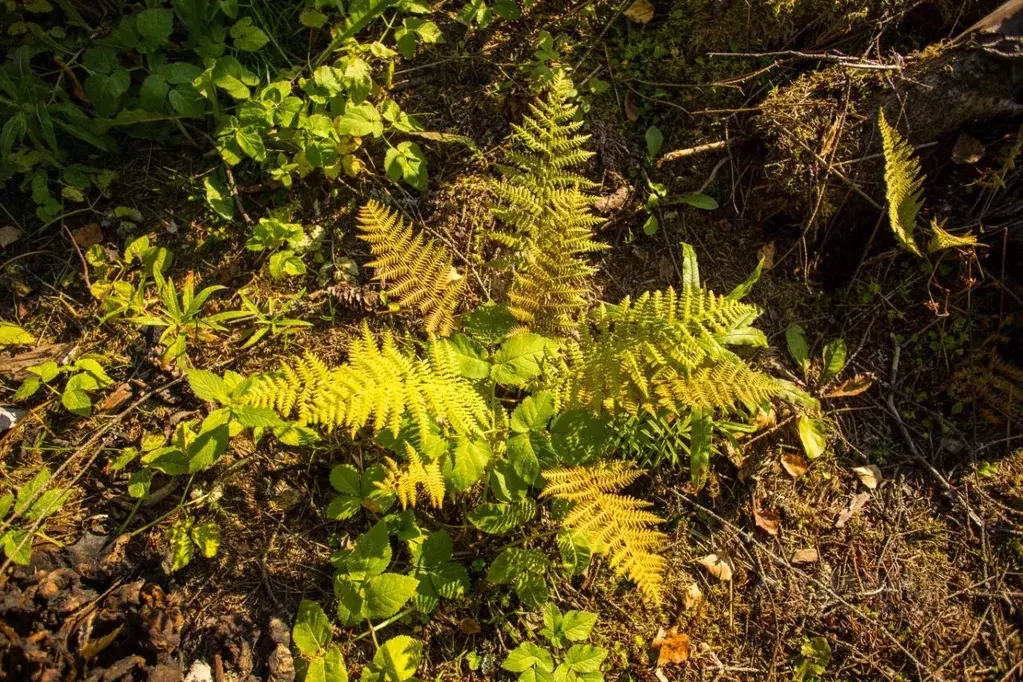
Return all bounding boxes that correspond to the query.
[623,0,654,23]
[696,552,733,581]
[852,464,882,490]
[797,414,827,459]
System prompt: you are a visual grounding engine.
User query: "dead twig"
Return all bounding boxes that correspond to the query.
[657,139,735,166]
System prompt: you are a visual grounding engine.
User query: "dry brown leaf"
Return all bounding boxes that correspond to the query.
[97,383,133,412]
[853,464,883,490]
[624,91,639,121]
[72,223,104,248]
[952,133,985,164]
[781,453,809,478]
[791,548,818,565]
[458,618,481,635]
[683,582,703,610]
[823,374,874,398]
[753,407,776,430]
[0,225,21,248]
[623,0,654,23]
[654,669,671,682]
[754,508,781,536]
[835,492,870,528]
[758,241,776,270]
[593,185,631,214]
[696,553,733,581]
[651,627,690,665]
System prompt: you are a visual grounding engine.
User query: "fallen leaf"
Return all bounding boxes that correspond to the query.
[0,225,21,248]
[753,407,776,430]
[852,465,882,490]
[951,133,985,165]
[593,185,631,214]
[97,383,133,412]
[781,452,809,478]
[72,223,104,248]
[651,627,690,665]
[624,91,639,121]
[823,374,874,398]
[757,241,776,270]
[835,492,870,528]
[791,548,818,565]
[623,0,654,23]
[683,582,703,610]
[754,508,781,535]
[458,618,481,635]
[696,552,733,581]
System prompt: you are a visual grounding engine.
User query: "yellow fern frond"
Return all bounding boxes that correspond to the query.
[490,72,607,336]
[879,110,924,257]
[926,218,977,254]
[380,443,445,509]
[243,324,489,441]
[357,200,465,336]
[541,461,666,602]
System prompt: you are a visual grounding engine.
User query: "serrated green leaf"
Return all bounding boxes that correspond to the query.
[344,521,391,580]
[187,370,231,405]
[166,519,195,572]
[511,391,555,433]
[503,642,554,673]
[370,635,421,682]
[491,333,546,387]
[293,599,333,656]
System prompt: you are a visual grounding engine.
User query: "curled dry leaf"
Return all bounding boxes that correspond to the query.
[696,553,733,581]
[72,223,104,248]
[97,383,133,412]
[683,582,703,610]
[593,185,631,214]
[781,453,809,478]
[835,492,870,529]
[823,374,874,398]
[754,508,781,536]
[623,0,654,24]
[458,618,481,635]
[652,627,690,665]
[952,133,985,165]
[852,465,883,490]
[757,241,777,270]
[791,548,818,565]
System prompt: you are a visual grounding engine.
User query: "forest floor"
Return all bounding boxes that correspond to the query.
[1,1,1022,681]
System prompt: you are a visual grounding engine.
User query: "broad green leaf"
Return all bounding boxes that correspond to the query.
[676,193,719,210]
[493,0,520,20]
[645,125,663,158]
[820,338,847,385]
[61,387,92,416]
[127,468,153,498]
[564,644,607,673]
[232,405,282,428]
[550,411,610,466]
[463,303,517,345]
[561,611,598,643]
[203,173,234,220]
[370,635,421,682]
[487,547,547,584]
[169,84,206,118]
[797,414,827,460]
[514,571,548,607]
[468,499,536,534]
[785,324,810,376]
[3,530,33,565]
[293,599,333,656]
[334,576,367,625]
[135,8,173,53]
[384,141,427,190]
[491,333,546,387]
[15,468,49,516]
[0,322,34,346]
[345,521,391,579]
[156,62,203,85]
[336,102,383,137]
[139,74,169,112]
[510,391,555,433]
[186,369,231,405]
[185,421,230,472]
[642,214,658,236]
[323,646,348,682]
[0,494,12,519]
[230,17,269,51]
[300,9,328,28]
[13,376,42,401]
[189,521,220,558]
[503,642,554,673]
[442,437,490,491]
[330,464,361,496]
[84,67,131,116]
[489,461,528,503]
[166,519,194,572]
[211,57,253,100]
[557,528,591,576]
[506,432,543,485]
[268,251,307,280]
[438,334,489,379]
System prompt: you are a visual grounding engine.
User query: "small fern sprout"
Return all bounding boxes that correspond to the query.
[879,109,925,256]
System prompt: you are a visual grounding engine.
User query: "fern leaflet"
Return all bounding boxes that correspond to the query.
[879,110,924,256]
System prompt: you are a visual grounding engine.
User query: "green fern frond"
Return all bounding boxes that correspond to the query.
[879,110,924,257]
[548,286,774,416]
[490,72,607,336]
[357,200,464,336]
[541,461,667,603]
[244,324,489,440]
[926,218,977,254]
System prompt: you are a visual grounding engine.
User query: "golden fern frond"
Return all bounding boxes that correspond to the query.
[655,359,782,412]
[541,461,666,603]
[490,72,607,336]
[380,443,445,509]
[548,287,772,416]
[243,324,489,440]
[927,218,977,254]
[356,200,465,336]
[879,110,924,257]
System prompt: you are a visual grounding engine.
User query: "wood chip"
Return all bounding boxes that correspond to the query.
[791,548,819,565]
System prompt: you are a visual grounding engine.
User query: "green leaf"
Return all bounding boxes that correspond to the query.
[3,530,33,565]
[491,333,546,387]
[468,499,536,534]
[514,571,548,607]
[0,322,35,346]
[442,437,490,491]
[166,519,195,572]
[345,521,391,580]
[127,468,153,498]
[550,411,610,466]
[369,635,422,682]
[561,611,598,643]
[645,125,663,158]
[489,461,528,503]
[511,391,555,433]
[680,241,700,289]
[230,17,269,51]
[300,9,328,28]
[690,408,711,490]
[156,62,203,85]
[493,0,520,20]
[438,334,490,379]
[13,376,42,401]
[0,494,12,519]
[642,214,658,236]
[676,193,718,210]
[488,547,547,584]
[330,464,361,496]
[820,338,847,385]
[727,256,763,301]
[506,432,543,485]
[84,67,131,117]
[135,8,174,53]
[463,303,517,345]
[293,599,333,656]
[189,520,220,557]
[169,84,207,118]
[323,647,348,682]
[564,645,607,673]
[365,572,419,618]
[211,57,253,100]
[203,173,234,220]
[384,141,427,190]
[14,468,49,516]
[785,324,810,376]
[503,642,554,673]
[336,102,383,137]
[187,369,231,405]
[139,74,169,112]
[556,528,591,576]
[83,46,118,75]
[797,414,827,460]
[110,447,139,472]
[268,251,307,280]
[61,387,92,416]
